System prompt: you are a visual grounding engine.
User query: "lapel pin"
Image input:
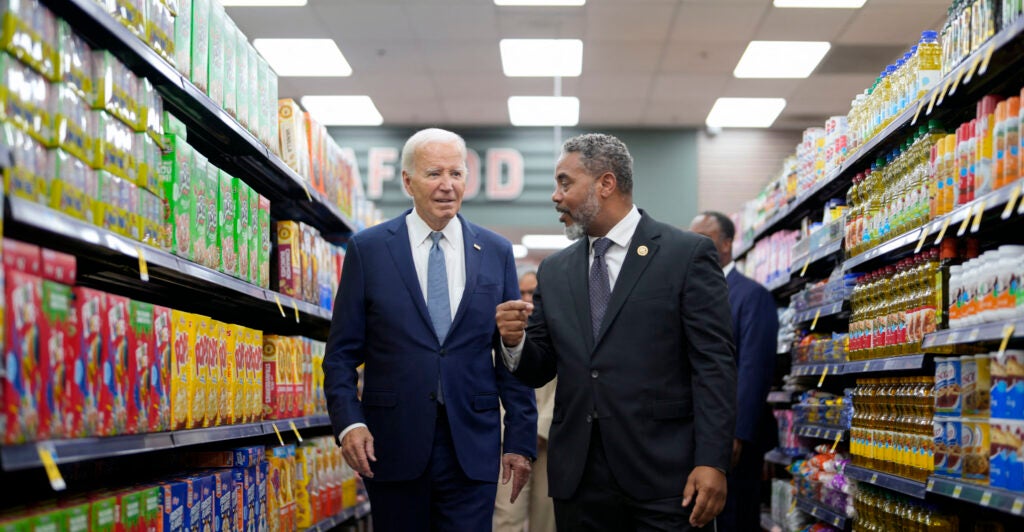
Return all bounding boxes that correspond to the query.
[637,245,649,257]
[473,243,481,250]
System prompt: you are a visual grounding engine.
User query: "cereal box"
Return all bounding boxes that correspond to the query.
[218,172,238,276]
[30,508,64,532]
[231,466,254,532]
[190,150,210,267]
[990,419,1024,491]
[236,182,251,283]
[3,239,41,273]
[59,20,95,103]
[193,474,214,532]
[2,269,41,444]
[256,57,270,149]
[276,222,301,298]
[263,335,287,420]
[189,0,210,92]
[961,418,990,483]
[71,287,104,438]
[41,248,76,285]
[935,357,962,417]
[300,223,315,304]
[118,489,142,532]
[207,0,226,106]
[267,67,279,158]
[253,191,265,286]
[277,100,309,177]
[160,480,194,532]
[39,280,73,440]
[212,319,227,426]
[253,330,264,421]
[172,0,191,79]
[100,293,130,436]
[202,162,220,270]
[89,495,116,532]
[235,26,249,129]
[992,350,1024,419]
[170,310,195,430]
[223,17,237,116]
[151,305,172,432]
[242,328,256,423]
[160,135,193,260]
[192,315,211,428]
[127,300,155,434]
[211,469,235,532]
[247,45,259,141]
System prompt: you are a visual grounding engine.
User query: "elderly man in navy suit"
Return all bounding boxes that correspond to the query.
[691,211,779,532]
[323,128,538,531]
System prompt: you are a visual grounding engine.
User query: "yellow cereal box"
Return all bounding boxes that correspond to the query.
[224,324,238,424]
[208,320,223,426]
[170,310,195,430]
[252,329,263,421]
[192,315,212,428]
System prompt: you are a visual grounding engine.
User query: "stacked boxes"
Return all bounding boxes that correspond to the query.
[278,99,357,218]
[262,336,324,420]
[275,221,344,310]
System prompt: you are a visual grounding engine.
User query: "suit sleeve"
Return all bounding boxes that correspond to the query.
[493,244,538,460]
[509,262,558,389]
[323,236,368,442]
[734,285,779,443]
[682,238,738,472]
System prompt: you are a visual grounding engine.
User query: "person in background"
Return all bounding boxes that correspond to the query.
[495,133,737,530]
[323,128,538,531]
[494,270,557,532]
[689,211,780,532]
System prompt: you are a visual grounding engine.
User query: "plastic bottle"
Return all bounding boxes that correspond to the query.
[976,95,1001,197]
[917,31,942,98]
[1005,97,1020,187]
[994,99,1008,190]
[945,133,958,213]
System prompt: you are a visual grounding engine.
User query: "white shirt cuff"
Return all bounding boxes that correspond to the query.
[338,423,368,444]
[499,335,525,371]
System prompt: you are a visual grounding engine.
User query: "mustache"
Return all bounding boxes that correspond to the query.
[555,206,570,215]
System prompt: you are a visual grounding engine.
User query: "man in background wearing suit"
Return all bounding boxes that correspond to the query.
[496,133,737,530]
[494,270,557,532]
[690,211,779,532]
[323,128,538,531]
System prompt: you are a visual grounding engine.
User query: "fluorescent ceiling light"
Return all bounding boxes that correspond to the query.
[774,0,866,7]
[508,96,579,126]
[705,98,787,128]
[495,1,585,5]
[222,0,307,6]
[253,39,352,77]
[300,96,383,126]
[500,39,583,77]
[512,245,528,259]
[522,234,574,250]
[734,41,831,78]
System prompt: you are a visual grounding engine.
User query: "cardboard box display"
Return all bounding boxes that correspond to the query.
[189,0,210,92]
[150,305,172,432]
[2,269,42,444]
[218,172,237,276]
[236,181,250,283]
[39,280,74,440]
[207,1,226,107]
[89,495,117,532]
[160,480,193,532]
[160,135,193,260]
[276,221,301,298]
[127,300,155,434]
[70,287,104,438]
[235,25,249,128]
[170,310,194,430]
[100,293,130,436]
[201,162,220,270]
[253,190,264,287]
[172,0,191,79]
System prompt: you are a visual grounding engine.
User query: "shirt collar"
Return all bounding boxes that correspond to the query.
[723,261,735,277]
[589,205,642,251]
[407,210,462,247]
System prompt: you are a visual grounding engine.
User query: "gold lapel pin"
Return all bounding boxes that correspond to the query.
[637,245,649,257]
[473,243,481,250]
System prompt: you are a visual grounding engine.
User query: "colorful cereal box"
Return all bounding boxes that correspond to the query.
[991,419,1024,491]
[252,190,263,286]
[127,300,155,434]
[140,485,161,532]
[160,135,193,260]
[89,495,116,532]
[99,293,130,436]
[172,0,191,79]
[235,24,249,128]
[41,248,76,285]
[192,316,211,427]
[253,330,264,421]
[236,182,250,283]
[935,357,962,417]
[201,162,220,270]
[276,222,301,298]
[170,310,195,430]
[218,172,237,276]
[223,17,237,116]
[39,280,74,440]
[151,305,172,432]
[118,489,142,532]
[160,480,193,532]
[2,269,42,444]
[247,44,259,141]
[3,239,41,273]
[300,223,315,304]
[256,460,269,532]
[231,467,253,532]
[189,0,210,92]
[207,0,226,107]
[71,287,104,438]
[210,469,235,532]
[215,320,228,426]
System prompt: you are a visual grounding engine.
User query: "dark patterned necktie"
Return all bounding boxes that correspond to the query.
[589,237,613,340]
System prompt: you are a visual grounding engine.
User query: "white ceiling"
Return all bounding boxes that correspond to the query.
[227,0,951,130]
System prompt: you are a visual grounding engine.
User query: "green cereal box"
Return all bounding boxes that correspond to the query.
[0,516,31,531]
[140,485,161,531]
[202,162,220,270]
[172,0,191,78]
[52,149,96,225]
[190,152,210,267]
[266,63,279,156]
[162,111,187,140]
[256,56,270,149]
[257,194,270,288]
[118,489,142,532]
[207,0,226,106]
[89,496,116,532]
[218,171,238,276]
[30,507,64,531]
[236,181,251,282]
[65,502,90,532]
[190,0,210,92]
[248,187,259,284]
[236,27,250,128]
[160,135,193,259]
[223,18,238,117]
[248,45,259,139]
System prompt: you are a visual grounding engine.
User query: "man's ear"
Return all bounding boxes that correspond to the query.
[402,170,413,195]
[598,172,617,198]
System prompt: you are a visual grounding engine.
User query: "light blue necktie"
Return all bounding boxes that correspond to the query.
[428,231,451,404]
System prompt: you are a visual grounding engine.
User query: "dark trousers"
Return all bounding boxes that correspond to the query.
[553,423,693,532]
[717,443,765,532]
[364,407,497,532]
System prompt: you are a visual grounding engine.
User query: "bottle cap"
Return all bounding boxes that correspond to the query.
[922,30,938,40]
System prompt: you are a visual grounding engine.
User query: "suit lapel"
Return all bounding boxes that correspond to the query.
[594,215,660,348]
[449,216,480,337]
[565,238,593,353]
[384,215,434,336]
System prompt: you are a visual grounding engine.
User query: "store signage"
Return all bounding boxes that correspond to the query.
[342,146,526,202]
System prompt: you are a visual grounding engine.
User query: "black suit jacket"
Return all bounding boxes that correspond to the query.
[513,211,737,500]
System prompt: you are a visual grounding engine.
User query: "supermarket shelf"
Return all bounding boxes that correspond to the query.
[767,390,797,403]
[4,197,332,337]
[0,415,332,472]
[794,425,846,441]
[737,14,1024,264]
[923,318,1024,350]
[765,449,799,466]
[796,496,849,529]
[927,476,1024,517]
[791,362,844,377]
[42,0,357,238]
[765,271,810,300]
[793,301,847,324]
[304,502,372,532]
[845,465,927,499]
[790,239,844,277]
[844,176,1024,272]
[842,354,927,374]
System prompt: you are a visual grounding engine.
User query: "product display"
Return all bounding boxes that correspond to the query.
[278,99,357,218]
[850,377,936,482]
[853,485,958,531]
[275,220,344,310]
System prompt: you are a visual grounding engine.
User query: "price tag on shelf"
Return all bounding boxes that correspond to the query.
[981,491,993,507]
[1012,498,1024,515]
[952,485,963,498]
[37,443,66,492]
[800,257,811,277]
[789,498,798,513]
[911,97,926,125]
[926,87,940,115]
[979,44,996,76]
[291,301,300,324]
[998,324,1015,357]
[870,473,878,484]
[810,507,819,518]
[813,428,822,438]
[863,361,871,372]
[272,423,285,446]
[289,421,304,443]
[832,517,841,527]
[964,55,982,84]
[970,201,986,233]
[915,225,930,253]
[299,180,313,202]
[927,479,935,491]
[968,328,981,342]
[949,331,961,344]
[936,79,951,107]
[949,67,965,96]
[934,217,951,245]
[273,295,286,317]
[1003,185,1021,219]
[830,431,843,453]
[811,309,821,331]
[957,210,972,237]
[817,364,829,388]
[137,247,150,282]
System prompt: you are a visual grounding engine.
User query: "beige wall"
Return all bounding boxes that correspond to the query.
[697,128,804,217]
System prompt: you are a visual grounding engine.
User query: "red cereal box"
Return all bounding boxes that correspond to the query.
[151,305,172,432]
[3,268,42,444]
[3,239,41,274]
[127,300,155,434]
[262,335,285,420]
[71,287,105,438]
[39,280,74,440]
[41,248,77,284]
[99,293,130,436]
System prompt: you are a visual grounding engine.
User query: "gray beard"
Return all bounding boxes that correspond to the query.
[562,186,600,241]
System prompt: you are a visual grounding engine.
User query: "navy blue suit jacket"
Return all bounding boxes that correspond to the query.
[322,211,537,483]
[726,268,778,444]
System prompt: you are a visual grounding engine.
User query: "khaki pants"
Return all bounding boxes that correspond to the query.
[493,439,555,532]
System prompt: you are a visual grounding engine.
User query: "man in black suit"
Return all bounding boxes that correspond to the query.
[496,133,737,530]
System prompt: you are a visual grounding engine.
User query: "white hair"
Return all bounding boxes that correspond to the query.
[401,128,467,174]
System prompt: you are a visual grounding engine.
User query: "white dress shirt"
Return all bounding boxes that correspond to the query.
[723,261,735,278]
[339,210,467,444]
[500,206,642,371]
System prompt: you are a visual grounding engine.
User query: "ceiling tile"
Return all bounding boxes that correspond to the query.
[497,10,586,38]
[754,6,856,41]
[585,4,677,42]
[659,40,746,74]
[420,43,501,74]
[305,4,415,42]
[669,4,767,43]
[722,78,803,99]
[227,6,332,38]
[331,41,430,75]
[573,74,653,100]
[582,41,664,74]
[403,5,499,41]
[643,100,715,126]
[440,98,509,126]
[649,74,728,101]
[377,98,450,125]
[581,99,650,126]
[838,5,946,45]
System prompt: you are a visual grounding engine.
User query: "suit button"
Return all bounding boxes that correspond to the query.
[586,414,593,423]
[590,369,599,379]
[439,348,447,356]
